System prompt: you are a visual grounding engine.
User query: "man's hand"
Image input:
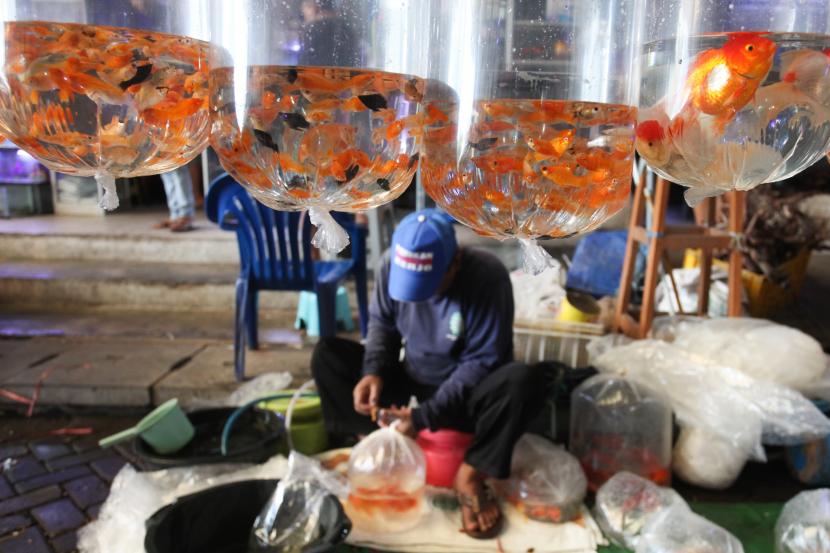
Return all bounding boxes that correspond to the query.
[380,406,416,438]
[353,375,383,416]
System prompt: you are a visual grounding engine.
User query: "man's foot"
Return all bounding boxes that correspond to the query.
[153,219,172,229]
[454,463,502,539]
[169,216,194,232]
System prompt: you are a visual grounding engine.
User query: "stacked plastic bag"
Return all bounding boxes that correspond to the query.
[776,489,830,553]
[593,339,830,489]
[659,317,827,392]
[595,472,743,553]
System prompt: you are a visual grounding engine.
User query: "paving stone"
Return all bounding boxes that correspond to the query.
[0,338,71,384]
[2,339,205,407]
[0,485,61,517]
[0,526,50,553]
[14,466,91,494]
[31,499,85,538]
[0,514,30,535]
[70,438,100,454]
[89,456,127,483]
[0,446,27,461]
[85,503,102,520]
[45,449,108,471]
[2,456,45,484]
[153,344,312,408]
[30,442,72,462]
[51,531,78,553]
[64,475,107,510]
[0,477,11,501]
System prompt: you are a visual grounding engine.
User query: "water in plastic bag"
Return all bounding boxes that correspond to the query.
[775,489,830,553]
[498,434,587,523]
[594,472,687,549]
[570,374,673,491]
[346,426,426,533]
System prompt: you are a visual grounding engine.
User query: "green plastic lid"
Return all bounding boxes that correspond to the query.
[260,391,322,421]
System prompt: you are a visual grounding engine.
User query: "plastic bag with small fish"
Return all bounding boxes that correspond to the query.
[775,489,830,553]
[594,472,688,550]
[0,14,212,212]
[418,1,642,275]
[496,434,587,524]
[207,0,431,252]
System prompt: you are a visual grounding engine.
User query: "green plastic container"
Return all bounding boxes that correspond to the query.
[99,399,195,455]
[260,392,328,455]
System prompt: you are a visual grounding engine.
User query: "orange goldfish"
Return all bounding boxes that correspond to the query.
[142,97,205,125]
[539,163,588,187]
[635,119,671,167]
[425,103,449,124]
[526,129,576,158]
[679,32,776,127]
[472,151,524,174]
[330,148,371,182]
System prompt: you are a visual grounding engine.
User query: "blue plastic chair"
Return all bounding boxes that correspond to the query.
[206,173,369,381]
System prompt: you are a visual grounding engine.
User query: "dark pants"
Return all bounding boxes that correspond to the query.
[310,337,547,479]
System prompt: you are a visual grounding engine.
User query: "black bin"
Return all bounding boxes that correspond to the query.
[133,408,284,469]
[145,479,351,553]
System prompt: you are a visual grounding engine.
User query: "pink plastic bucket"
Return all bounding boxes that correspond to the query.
[417,429,474,488]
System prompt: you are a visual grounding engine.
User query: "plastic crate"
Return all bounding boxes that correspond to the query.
[513,318,604,368]
[566,230,628,297]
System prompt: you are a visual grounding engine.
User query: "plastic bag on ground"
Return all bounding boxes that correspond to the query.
[250,451,345,552]
[309,207,350,253]
[638,502,744,553]
[498,434,587,523]
[346,425,427,533]
[586,334,633,364]
[775,489,830,553]
[594,472,688,550]
[668,317,826,392]
[570,374,673,491]
[226,372,293,407]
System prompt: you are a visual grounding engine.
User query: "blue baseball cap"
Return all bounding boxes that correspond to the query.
[389,209,458,302]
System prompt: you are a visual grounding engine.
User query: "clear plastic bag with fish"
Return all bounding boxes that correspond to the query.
[497,434,587,523]
[249,451,346,553]
[207,2,430,252]
[570,374,673,491]
[637,502,744,553]
[594,472,688,550]
[345,425,427,533]
[775,489,830,553]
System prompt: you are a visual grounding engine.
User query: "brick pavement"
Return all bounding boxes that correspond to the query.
[0,419,140,553]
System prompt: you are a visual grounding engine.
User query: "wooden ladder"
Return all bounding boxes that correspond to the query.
[614,166,746,338]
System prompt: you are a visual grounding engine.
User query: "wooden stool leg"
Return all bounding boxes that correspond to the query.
[615,165,648,335]
[728,191,746,316]
[638,178,670,338]
[697,197,715,316]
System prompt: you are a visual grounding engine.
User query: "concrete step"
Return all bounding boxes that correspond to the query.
[0,259,299,312]
[0,213,238,265]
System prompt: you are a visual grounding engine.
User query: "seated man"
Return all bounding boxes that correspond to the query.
[312,209,546,539]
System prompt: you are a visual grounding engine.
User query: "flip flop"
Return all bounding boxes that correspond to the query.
[456,483,503,540]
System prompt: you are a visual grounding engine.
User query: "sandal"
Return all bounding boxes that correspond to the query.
[456,483,503,540]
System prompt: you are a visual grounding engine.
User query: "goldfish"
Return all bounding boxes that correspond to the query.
[635,119,671,167]
[676,32,776,129]
[480,100,520,118]
[298,123,355,162]
[472,151,524,174]
[383,114,422,142]
[539,162,589,187]
[526,129,576,158]
[476,119,515,134]
[425,103,449,125]
[780,48,830,105]
[141,97,205,125]
[48,66,125,104]
[329,148,371,182]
